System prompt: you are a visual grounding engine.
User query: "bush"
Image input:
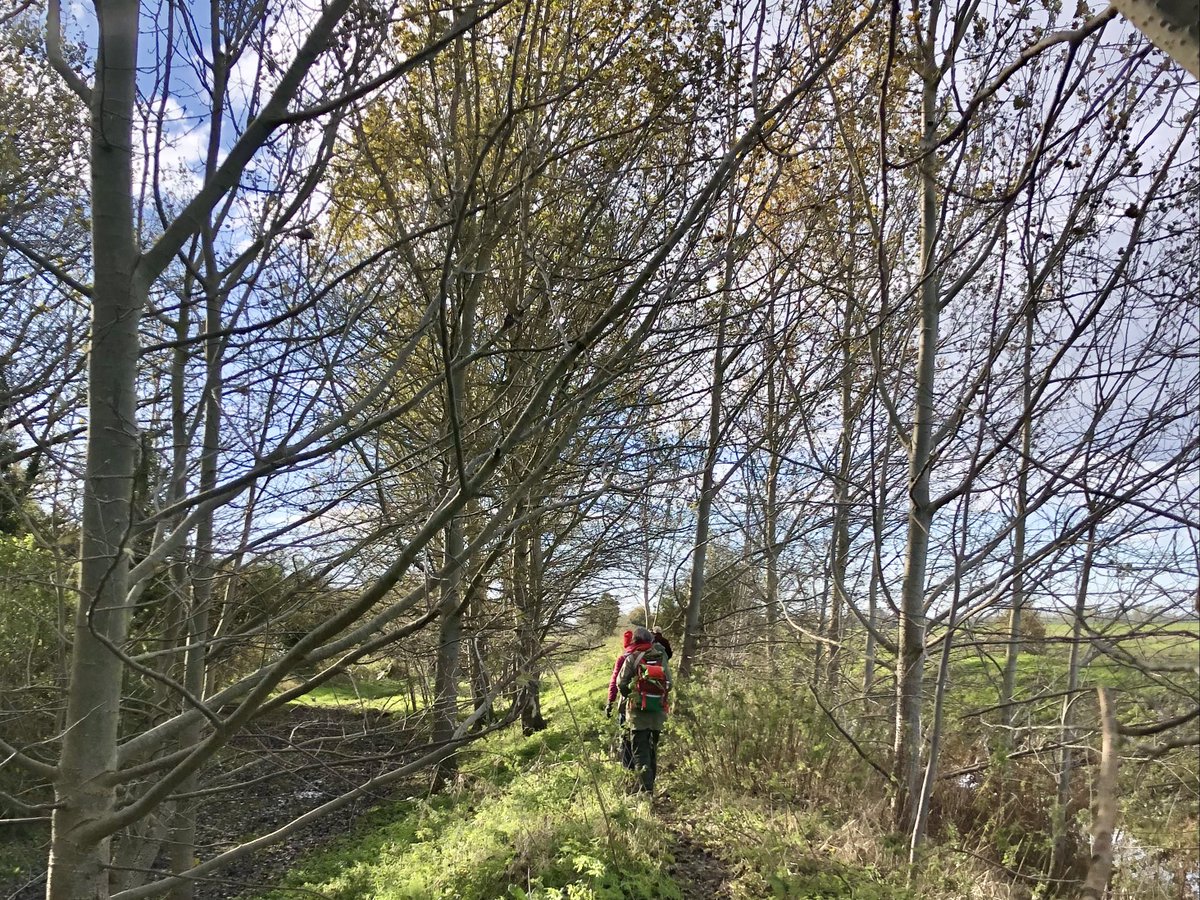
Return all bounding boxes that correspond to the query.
[0,534,62,690]
[0,534,63,819]
[668,662,870,804]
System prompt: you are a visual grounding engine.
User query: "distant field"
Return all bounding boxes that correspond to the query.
[285,674,422,714]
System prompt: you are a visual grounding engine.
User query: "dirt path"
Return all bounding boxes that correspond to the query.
[658,799,737,900]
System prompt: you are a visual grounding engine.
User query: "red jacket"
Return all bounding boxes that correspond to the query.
[607,631,636,705]
[607,651,630,704]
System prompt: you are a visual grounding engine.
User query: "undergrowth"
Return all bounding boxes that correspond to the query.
[256,648,681,900]
[256,637,1196,899]
[256,644,928,899]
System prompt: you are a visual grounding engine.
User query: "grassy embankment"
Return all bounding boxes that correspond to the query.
[257,646,680,899]
[256,645,921,900]
[261,623,1198,899]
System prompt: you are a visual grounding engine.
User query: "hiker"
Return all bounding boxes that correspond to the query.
[652,626,673,659]
[605,629,635,768]
[618,625,671,794]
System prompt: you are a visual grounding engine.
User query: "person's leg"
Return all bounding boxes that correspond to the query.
[620,728,635,769]
[647,730,660,792]
[632,729,654,792]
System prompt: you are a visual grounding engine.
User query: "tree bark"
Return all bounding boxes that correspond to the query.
[46,0,142,893]
[516,514,547,735]
[863,421,891,701]
[1079,687,1119,899]
[764,370,780,664]
[1110,0,1200,78]
[892,55,941,835]
[432,512,465,787]
[1053,520,1096,873]
[827,291,854,690]
[680,301,727,679]
[999,305,1034,751]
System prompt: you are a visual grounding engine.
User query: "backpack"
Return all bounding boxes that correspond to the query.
[629,650,670,714]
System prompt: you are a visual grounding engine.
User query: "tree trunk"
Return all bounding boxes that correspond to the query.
[999,306,1034,752]
[431,164,483,782]
[910,471,977,859]
[1079,687,1119,899]
[680,302,726,679]
[167,267,224,900]
[1053,520,1096,873]
[467,581,494,728]
[517,516,547,735]
[863,423,891,701]
[1109,0,1200,79]
[909,589,960,862]
[764,373,780,664]
[432,513,465,786]
[827,298,854,690]
[47,0,142,893]
[893,62,941,835]
[812,567,829,684]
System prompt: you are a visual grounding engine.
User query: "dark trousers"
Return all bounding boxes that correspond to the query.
[631,729,660,793]
[618,730,635,769]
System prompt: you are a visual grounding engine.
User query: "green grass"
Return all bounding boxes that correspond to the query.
[284,674,420,713]
[675,796,921,900]
[256,644,922,900]
[255,648,683,900]
[256,631,1197,899]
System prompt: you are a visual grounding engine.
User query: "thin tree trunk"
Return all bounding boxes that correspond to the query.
[764,380,780,664]
[1053,520,1096,873]
[467,581,494,727]
[431,147,485,780]
[641,486,655,626]
[518,515,547,735]
[909,587,960,862]
[760,267,783,663]
[828,295,854,690]
[893,57,942,834]
[863,423,891,701]
[910,461,977,859]
[1079,687,1119,899]
[167,270,224,900]
[432,511,465,786]
[1000,306,1034,751]
[680,300,727,679]
[813,566,829,684]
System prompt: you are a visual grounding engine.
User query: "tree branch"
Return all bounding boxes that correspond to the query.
[45,0,92,105]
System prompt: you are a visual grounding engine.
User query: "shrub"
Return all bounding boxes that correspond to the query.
[0,534,62,820]
[0,533,62,691]
[668,662,874,805]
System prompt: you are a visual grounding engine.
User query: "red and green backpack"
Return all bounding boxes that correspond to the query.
[629,650,670,714]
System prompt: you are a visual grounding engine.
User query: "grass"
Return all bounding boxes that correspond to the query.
[254,647,683,900]
[254,642,929,899]
[284,673,421,714]
[251,628,1197,899]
